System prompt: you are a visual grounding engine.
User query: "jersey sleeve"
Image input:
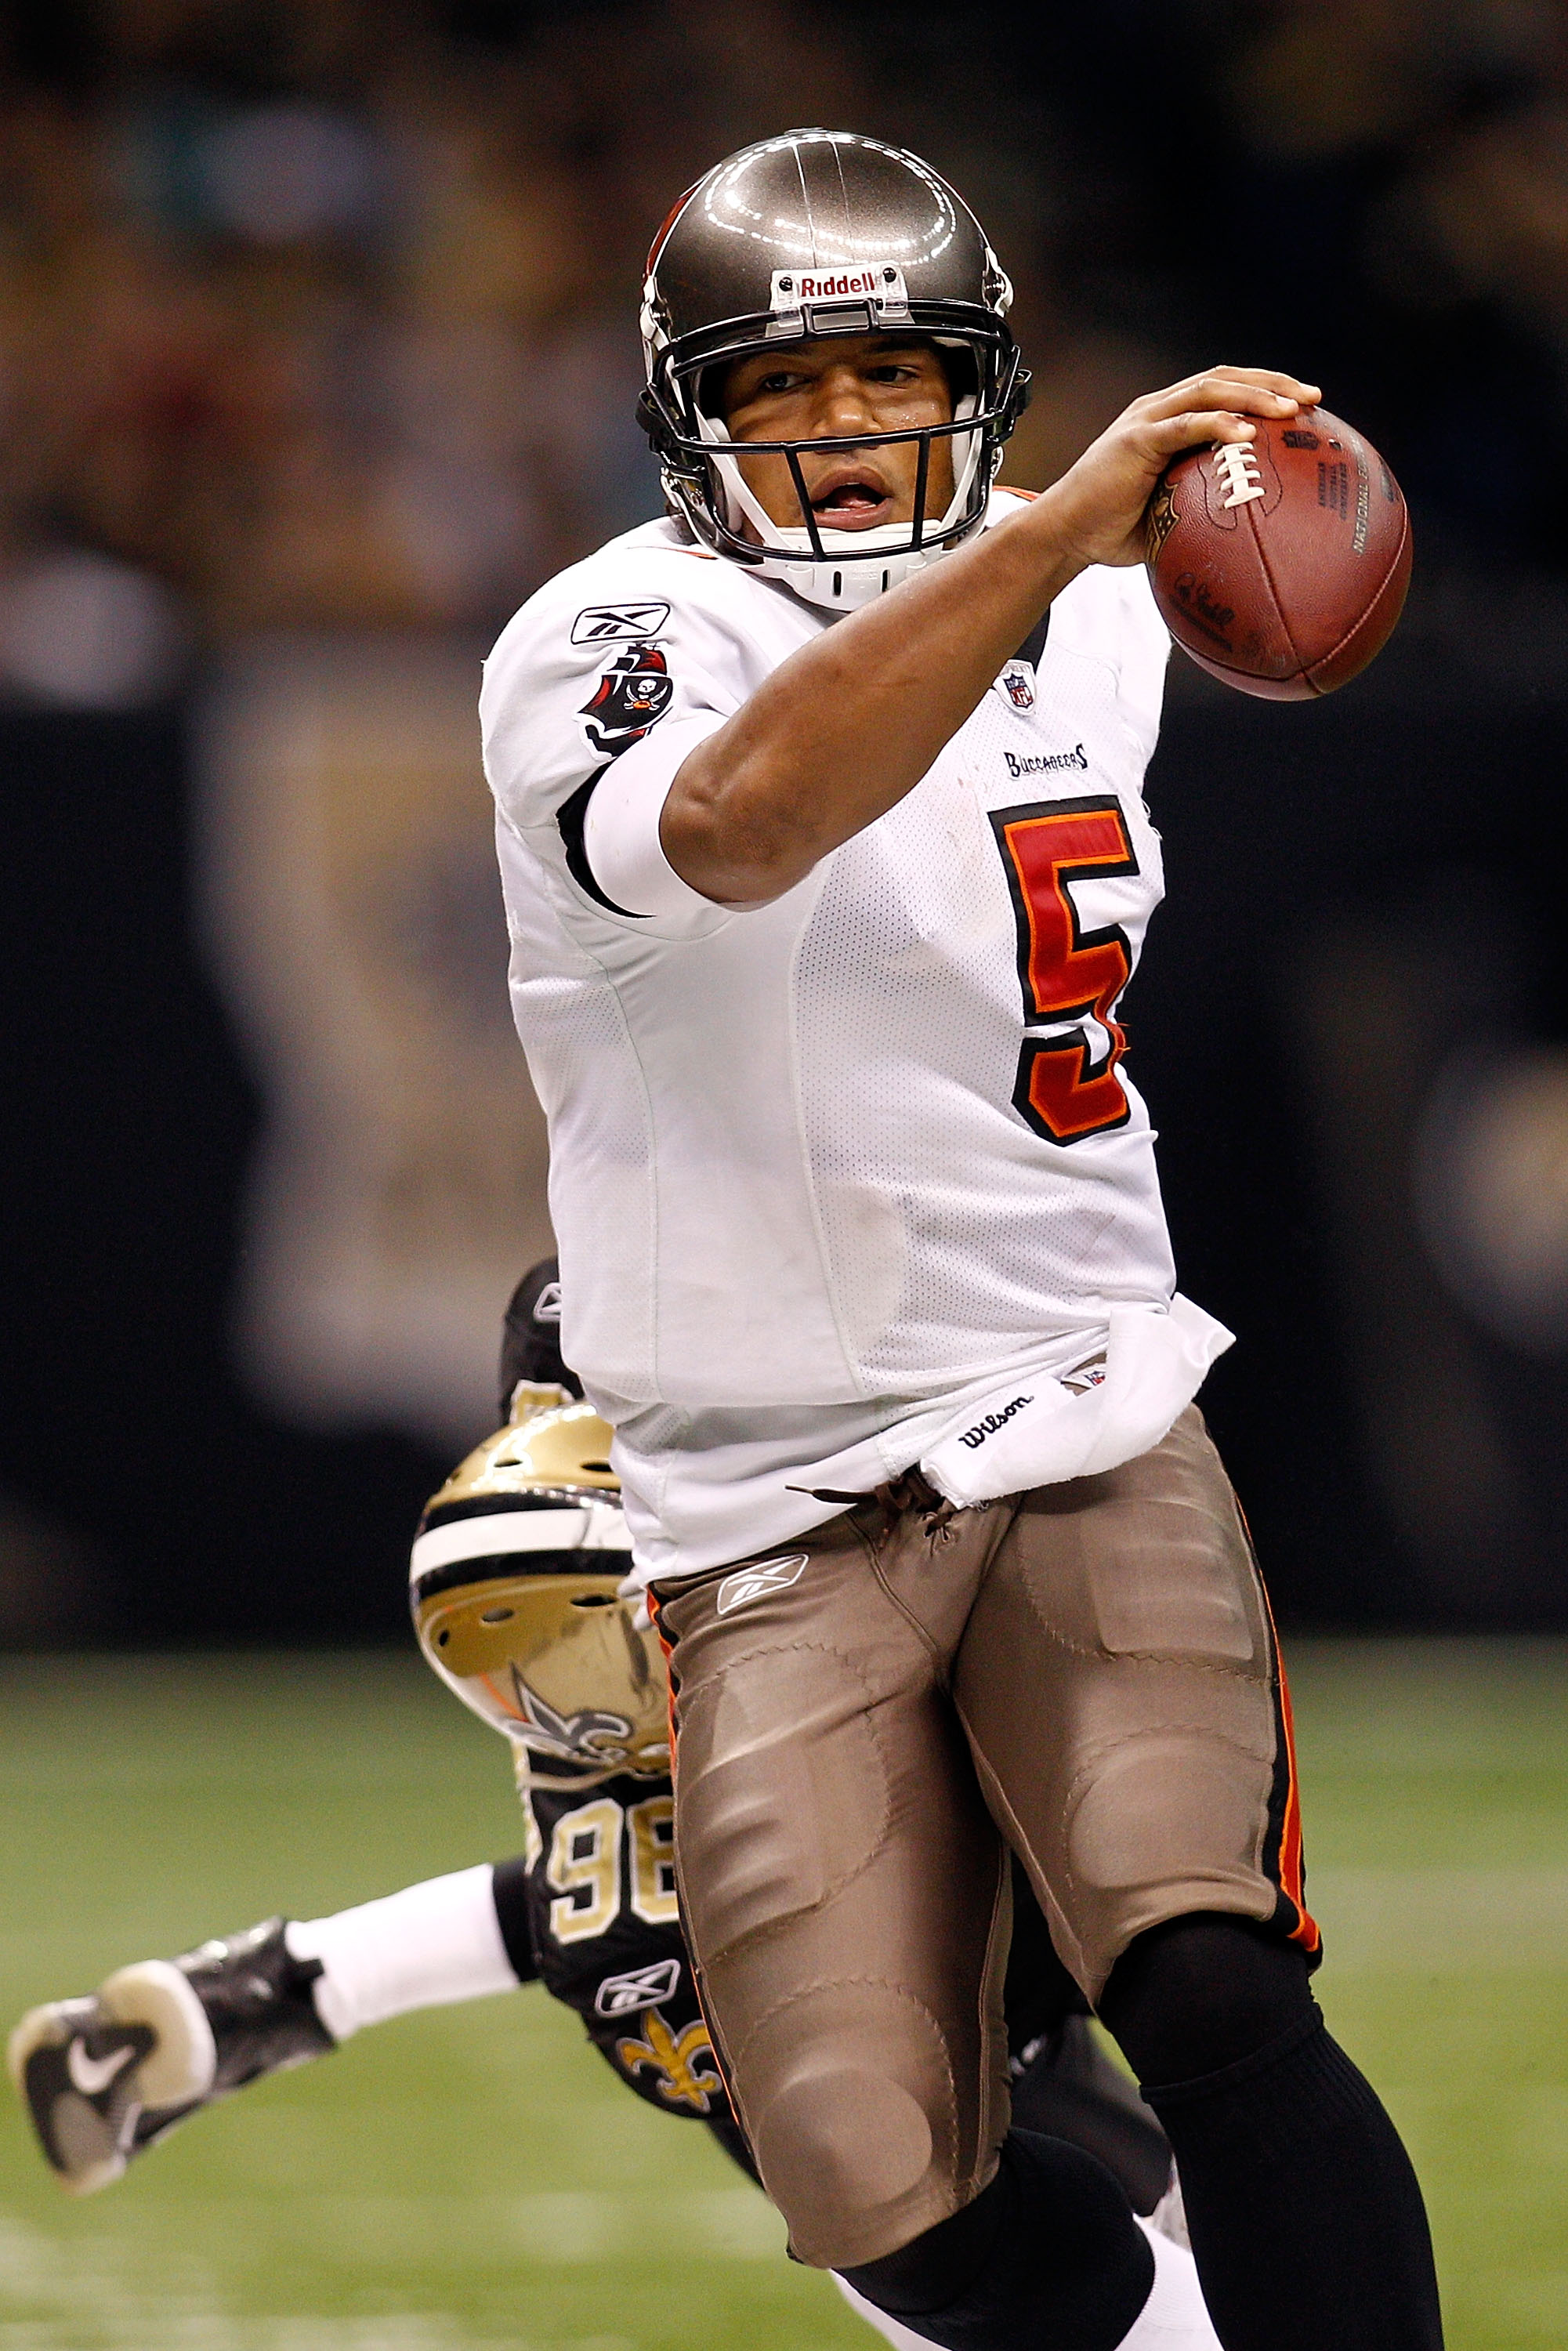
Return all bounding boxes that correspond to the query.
[480,566,749,943]
[488,1849,542,1985]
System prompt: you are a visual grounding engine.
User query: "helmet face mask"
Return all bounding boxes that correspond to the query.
[638,130,1030,611]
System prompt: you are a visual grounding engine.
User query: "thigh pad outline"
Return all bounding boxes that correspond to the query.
[673,1639,894,1961]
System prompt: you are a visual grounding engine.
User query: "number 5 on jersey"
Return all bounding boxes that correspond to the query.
[990,796,1139,1144]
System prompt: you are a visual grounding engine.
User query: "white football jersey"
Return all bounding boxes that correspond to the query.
[481,491,1230,1584]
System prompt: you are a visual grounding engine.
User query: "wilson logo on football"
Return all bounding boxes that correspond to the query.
[715,1553,809,1615]
[579,643,674,759]
[595,1958,683,2018]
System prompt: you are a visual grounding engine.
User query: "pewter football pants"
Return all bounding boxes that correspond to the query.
[649,1407,1314,2270]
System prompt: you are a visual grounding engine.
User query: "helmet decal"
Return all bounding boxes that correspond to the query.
[646,178,703,277]
[769,263,911,325]
[509,1678,640,1770]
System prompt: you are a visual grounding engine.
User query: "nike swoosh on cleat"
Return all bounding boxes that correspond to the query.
[66,2038,137,2097]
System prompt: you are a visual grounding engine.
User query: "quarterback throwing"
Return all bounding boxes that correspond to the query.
[480,131,1443,2351]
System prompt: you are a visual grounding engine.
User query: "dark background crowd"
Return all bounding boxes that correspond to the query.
[2,0,1566,1645]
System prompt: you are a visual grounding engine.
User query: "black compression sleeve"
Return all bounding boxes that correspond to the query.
[488,1854,540,1986]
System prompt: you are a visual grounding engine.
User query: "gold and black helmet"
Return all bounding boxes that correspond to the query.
[410,1399,667,1789]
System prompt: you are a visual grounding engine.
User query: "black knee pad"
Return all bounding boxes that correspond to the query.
[838,2128,1152,2351]
[1099,1911,1316,2090]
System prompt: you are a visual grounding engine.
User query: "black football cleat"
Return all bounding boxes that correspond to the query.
[9,1918,335,2193]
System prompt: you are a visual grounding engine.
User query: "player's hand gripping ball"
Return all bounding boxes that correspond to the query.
[1144,408,1411,699]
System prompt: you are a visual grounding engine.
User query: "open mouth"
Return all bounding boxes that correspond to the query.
[806,465,897,533]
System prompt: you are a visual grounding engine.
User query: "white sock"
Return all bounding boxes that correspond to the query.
[832,2218,1219,2351]
[284,1864,519,2041]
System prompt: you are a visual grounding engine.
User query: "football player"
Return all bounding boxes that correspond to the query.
[11,1266,1190,2339]
[479,132,1442,2351]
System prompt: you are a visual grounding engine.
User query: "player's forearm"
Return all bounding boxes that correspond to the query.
[660,490,1090,906]
[659,368,1320,907]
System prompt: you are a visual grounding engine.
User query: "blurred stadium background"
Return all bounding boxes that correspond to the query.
[1,2,1564,2344]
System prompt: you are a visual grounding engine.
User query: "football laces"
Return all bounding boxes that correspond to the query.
[1214,440,1266,509]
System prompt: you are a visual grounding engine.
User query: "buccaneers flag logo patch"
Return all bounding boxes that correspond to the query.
[579,643,674,758]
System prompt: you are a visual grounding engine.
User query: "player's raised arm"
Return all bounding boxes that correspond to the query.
[659,361,1320,908]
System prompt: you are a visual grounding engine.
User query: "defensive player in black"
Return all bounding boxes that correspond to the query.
[10,1265,1186,2324]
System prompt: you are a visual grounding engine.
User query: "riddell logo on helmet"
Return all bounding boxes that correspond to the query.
[770,265,908,312]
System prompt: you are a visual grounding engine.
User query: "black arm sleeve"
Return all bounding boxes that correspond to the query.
[489,1852,541,1985]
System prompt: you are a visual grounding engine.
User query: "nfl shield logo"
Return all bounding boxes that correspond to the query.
[1001,663,1034,710]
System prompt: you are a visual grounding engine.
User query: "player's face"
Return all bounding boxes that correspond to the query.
[719,335,957,537]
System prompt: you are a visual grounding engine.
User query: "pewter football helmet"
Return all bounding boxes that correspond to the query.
[638,129,1029,610]
[410,1400,667,1790]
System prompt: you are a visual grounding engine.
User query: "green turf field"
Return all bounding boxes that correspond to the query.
[2,1643,1564,2351]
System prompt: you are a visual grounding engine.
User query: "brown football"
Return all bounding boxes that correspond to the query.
[1144,406,1412,698]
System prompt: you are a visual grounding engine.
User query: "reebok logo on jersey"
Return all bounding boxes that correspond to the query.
[957,1395,1034,1452]
[595,1958,683,2017]
[571,602,671,644]
[715,1553,809,1614]
[1003,744,1088,778]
